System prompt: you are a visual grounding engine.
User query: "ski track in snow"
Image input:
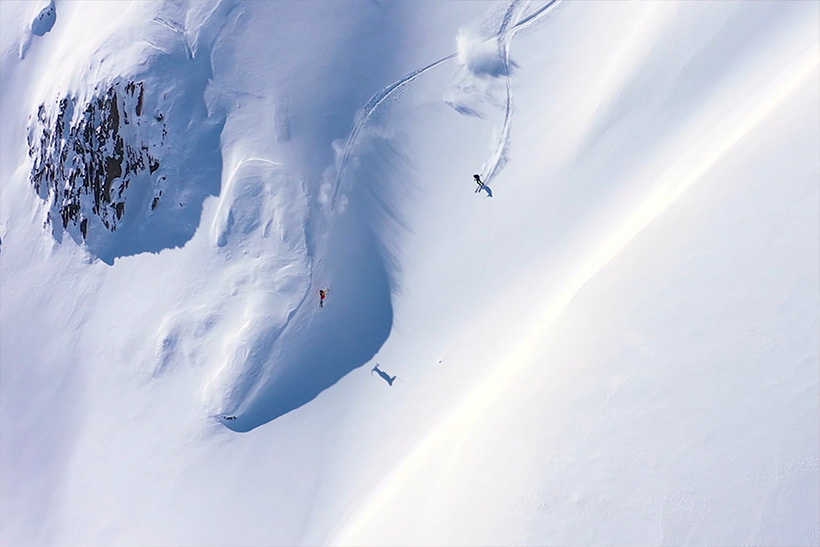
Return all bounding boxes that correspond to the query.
[331,0,562,208]
[330,53,456,208]
[482,0,562,183]
[514,0,562,31]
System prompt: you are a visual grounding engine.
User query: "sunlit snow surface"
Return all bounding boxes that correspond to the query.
[1,1,818,545]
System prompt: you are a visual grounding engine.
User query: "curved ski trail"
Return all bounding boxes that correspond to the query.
[482,0,562,184]
[331,53,456,208]
[331,0,562,207]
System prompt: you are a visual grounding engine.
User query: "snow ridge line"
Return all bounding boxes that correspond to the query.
[330,53,457,209]
[482,0,562,183]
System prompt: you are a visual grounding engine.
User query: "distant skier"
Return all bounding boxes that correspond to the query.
[473,174,484,193]
[371,364,396,386]
[318,288,330,308]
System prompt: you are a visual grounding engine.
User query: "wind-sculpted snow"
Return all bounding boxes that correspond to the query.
[202,159,312,421]
[164,0,409,429]
[201,151,394,429]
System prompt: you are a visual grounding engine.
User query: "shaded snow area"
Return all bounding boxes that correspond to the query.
[1,1,818,545]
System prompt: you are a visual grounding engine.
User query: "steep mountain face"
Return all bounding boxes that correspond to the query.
[28,79,165,240]
[1,1,818,546]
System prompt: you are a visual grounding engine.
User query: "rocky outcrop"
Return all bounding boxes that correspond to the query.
[27,79,167,240]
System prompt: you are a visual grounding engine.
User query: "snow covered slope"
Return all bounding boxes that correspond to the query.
[1,1,818,545]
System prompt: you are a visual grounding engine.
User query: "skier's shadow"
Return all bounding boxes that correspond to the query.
[371,364,396,386]
[476,184,493,198]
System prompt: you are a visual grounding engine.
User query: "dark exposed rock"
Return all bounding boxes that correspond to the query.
[136,85,145,117]
[27,79,164,236]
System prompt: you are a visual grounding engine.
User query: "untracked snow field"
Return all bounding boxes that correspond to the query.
[1,1,818,545]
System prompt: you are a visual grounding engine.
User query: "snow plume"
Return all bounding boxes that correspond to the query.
[456,29,506,78]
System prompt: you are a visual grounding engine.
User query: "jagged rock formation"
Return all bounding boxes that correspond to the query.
[27,79,167,241]
[23,12,224,265]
